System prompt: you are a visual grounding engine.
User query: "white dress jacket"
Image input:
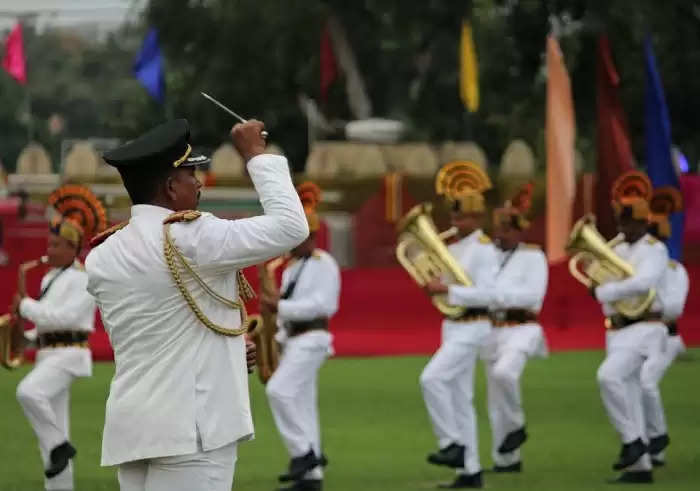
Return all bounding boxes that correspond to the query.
[86,155,308,466]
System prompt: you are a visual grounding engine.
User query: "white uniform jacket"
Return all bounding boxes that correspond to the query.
[86,155,308,466]
[657,260,689,323]
[19,262,95,377]
[442,229,499,345]
[275,249,341,350]
[481,244,549,360]
[594,234,669,355]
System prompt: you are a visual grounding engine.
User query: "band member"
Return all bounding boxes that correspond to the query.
[592,171,668,484]
[481,183,548,473]
[15,185,107,491]
[420,161,499,489]
[85,119,308,491]
[640,187,688,467]
[262,182,341,491]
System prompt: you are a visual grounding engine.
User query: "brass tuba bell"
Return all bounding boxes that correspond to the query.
[396,203,472,318]
[567,216,655,319]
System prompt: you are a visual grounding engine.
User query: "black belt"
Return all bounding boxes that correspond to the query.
[605,313,663,330]
[449,308,490,322]
[38,331,89,348]
[287,319,328,337]
[667,322,678,336]
[491,309,537,327]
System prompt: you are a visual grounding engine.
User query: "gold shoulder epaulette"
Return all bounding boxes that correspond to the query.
[523,243,542,250]
[73,261,85,271]
[668,260,678,270]
[90,221,128,247]
[312,249,323,259]
[478,233,492,244]
[163,210,202,224]
[646,236,659,245]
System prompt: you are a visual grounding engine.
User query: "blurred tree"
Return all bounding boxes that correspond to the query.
[1,0,698,173]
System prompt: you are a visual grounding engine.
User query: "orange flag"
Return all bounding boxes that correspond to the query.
[545,35,576,263]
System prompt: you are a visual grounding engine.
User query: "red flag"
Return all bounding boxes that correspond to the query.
[2,22,27,85]
[319,22,337,103]
[595,35,634,238]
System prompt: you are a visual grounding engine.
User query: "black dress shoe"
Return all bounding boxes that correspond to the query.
[278,479,323,491]
[438,472,483,489]
[319,453,328,467]
[498,427,527,454]
[651,458,665,468]
[612,438,647,471]
[45,441,76,478]
[493,461,522,473]
[278,450,321,482]
[648,434,670,455]
[427,443,465,468]
[607,471,653,484]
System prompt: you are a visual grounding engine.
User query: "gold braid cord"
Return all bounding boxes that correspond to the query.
[163,216,253,337]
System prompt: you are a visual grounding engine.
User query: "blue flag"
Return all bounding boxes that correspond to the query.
[644,36,683,260]
[134,28,165,103]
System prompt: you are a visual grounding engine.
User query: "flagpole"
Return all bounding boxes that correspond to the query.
[25,87,33,142]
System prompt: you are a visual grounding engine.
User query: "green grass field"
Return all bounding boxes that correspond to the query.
[1,350,698,491]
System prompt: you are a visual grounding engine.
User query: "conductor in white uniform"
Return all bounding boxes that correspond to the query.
[85,119,309,491]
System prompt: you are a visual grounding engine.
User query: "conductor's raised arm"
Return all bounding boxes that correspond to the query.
[181,120,308,269]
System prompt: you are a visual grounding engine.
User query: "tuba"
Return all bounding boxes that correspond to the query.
[396,203,472,318]
[246,256,285,384]
[567,216,655,318]
[1,256,47,369]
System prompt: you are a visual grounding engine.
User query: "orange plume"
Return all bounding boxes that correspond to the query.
[48,184,108,239]
[296,181,322,213]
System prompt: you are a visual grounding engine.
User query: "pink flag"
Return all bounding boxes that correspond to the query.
[545,35,576,263]
[2,22,27,85]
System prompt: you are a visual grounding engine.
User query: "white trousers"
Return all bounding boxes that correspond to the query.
[266,331,331,480]
[640,334,685,457]
[597,349,652,471]
[483,350,528,467]
[16,358,76,490]
[420,340,481,475]
[117,441,237,491]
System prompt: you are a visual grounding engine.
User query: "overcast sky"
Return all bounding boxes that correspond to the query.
[0,0,147,33]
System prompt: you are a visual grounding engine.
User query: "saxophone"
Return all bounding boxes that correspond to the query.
[246,256,285,384]
[1,256,47,369]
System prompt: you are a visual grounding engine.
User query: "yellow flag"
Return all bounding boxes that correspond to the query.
[460,21,479,112]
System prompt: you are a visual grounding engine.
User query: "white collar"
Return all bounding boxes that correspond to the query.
[130,204,174,218]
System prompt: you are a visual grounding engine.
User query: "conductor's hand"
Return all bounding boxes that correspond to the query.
[425,279,448,295]
[245,337,257,374]
[231,120,266,162]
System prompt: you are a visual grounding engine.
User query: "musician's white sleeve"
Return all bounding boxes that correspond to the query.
[19,274,94,329]
[277,257,341,321]
[171,154,308,272]
[447,243,499,308]
[661,263,689,321]
[492,249,548,310]
[595,242,668,304]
